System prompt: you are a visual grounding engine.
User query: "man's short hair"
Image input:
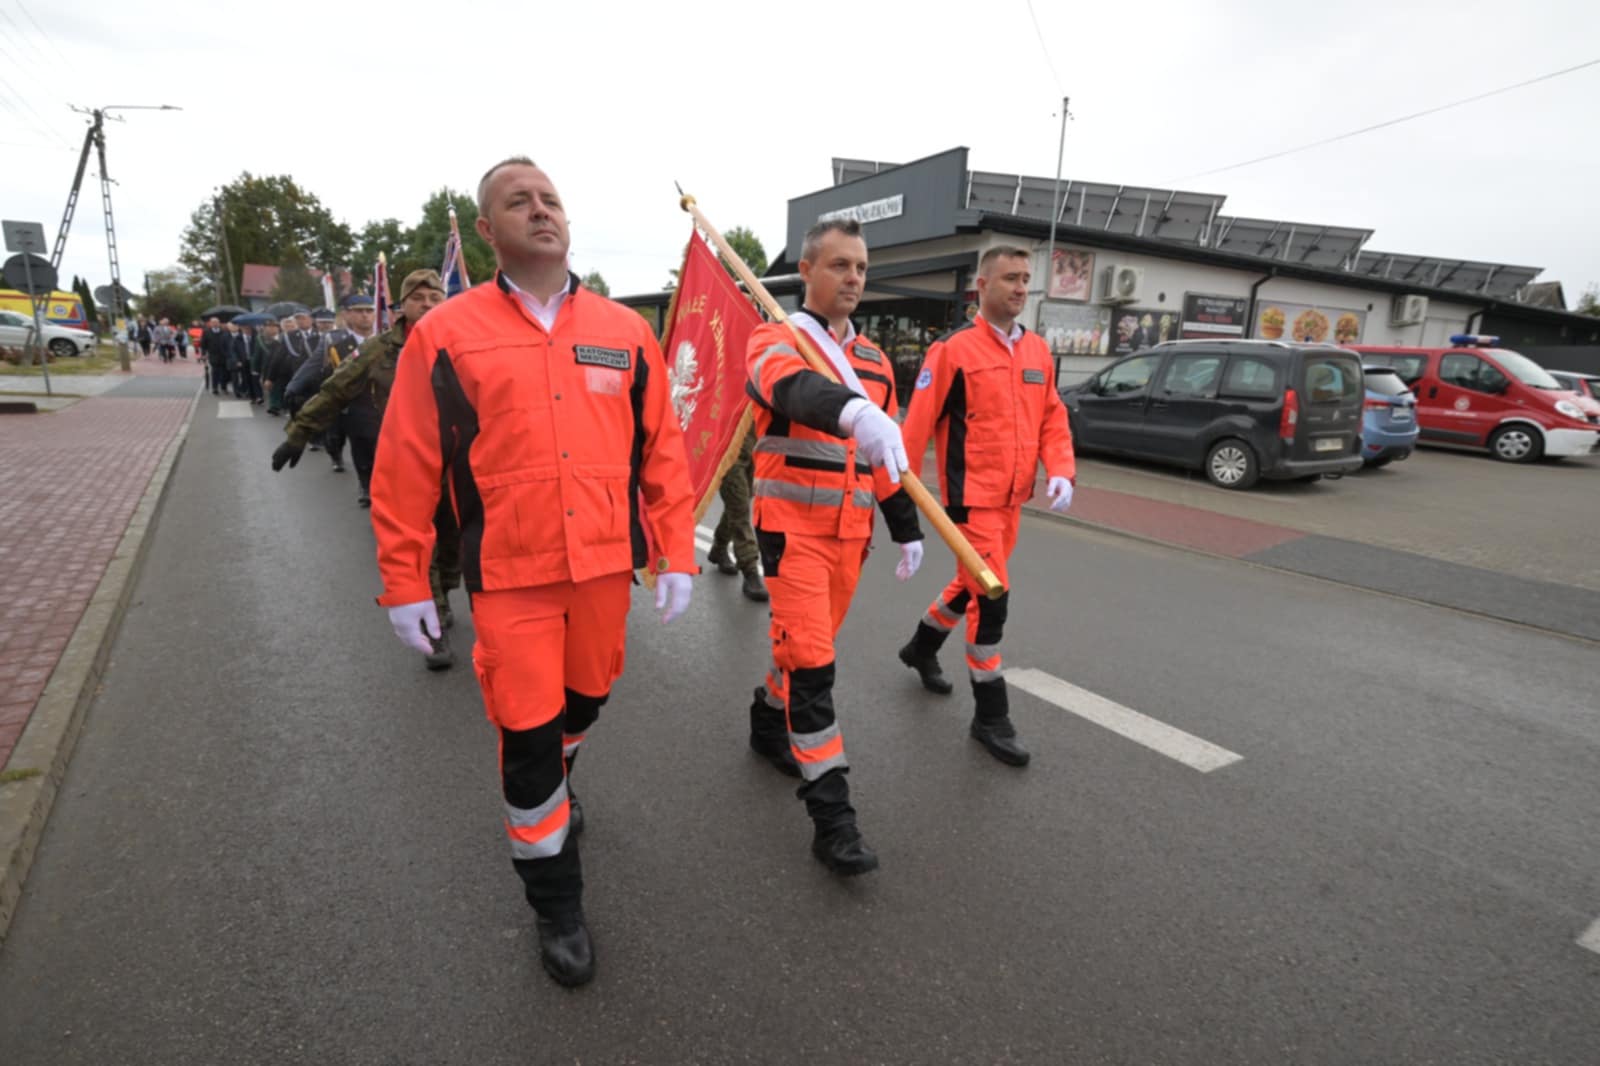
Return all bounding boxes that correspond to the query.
[979,245,1033,274]
[801,218,863,263]
[477,155,539,218]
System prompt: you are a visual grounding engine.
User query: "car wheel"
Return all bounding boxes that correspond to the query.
[48,338,77,359]
[1369,457,1393,468]
[1205,439,1259,490]
[1488,424,1543,463]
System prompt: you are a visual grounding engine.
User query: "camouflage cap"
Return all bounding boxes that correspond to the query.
[398,269,445,304]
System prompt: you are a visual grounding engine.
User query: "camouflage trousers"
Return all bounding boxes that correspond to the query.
[713,431,759,573]
[429,486,462,611]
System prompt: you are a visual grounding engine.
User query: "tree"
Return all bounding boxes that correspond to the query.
[142,268,211,326]
[404,188,496,289]
[270,258,323,307]
[71,275,97,323]
[581,271,609,296]
[178,173,353,299]
[663,225,767,289]
[1578,284,1600,316]
[724,226,768,277]
[353,218,412,290]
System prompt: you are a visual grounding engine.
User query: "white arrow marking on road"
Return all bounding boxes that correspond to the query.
[216,401,253,419]
[1578,917,1600,955]
[1006,667,1243,773]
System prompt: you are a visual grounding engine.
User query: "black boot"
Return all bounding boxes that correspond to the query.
[425,630,455,671]
[970,679,1029,767]
[741,569,769,602]
[898,622,954,695]
[536,911,594,987]
[802,769,877,876]
[749,688,800,778]
[706,541,738,576]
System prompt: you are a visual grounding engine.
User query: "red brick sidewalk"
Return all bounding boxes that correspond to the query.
[0,378,196,765]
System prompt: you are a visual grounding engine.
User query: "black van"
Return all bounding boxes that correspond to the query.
[1060,340,1366,489]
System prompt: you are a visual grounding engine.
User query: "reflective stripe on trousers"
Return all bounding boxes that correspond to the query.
[506,781,570,860]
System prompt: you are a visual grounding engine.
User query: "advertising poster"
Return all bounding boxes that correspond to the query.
[1037,301,1112,356]
[1047,248,1095,301]
[1110,306,1181,356]
[1180,294,1248,338]
[1255,301,1366,345]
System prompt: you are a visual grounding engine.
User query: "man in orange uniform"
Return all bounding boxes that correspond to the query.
[897,245,1076,767]
[745,218,925,876]
[370,157,697,988]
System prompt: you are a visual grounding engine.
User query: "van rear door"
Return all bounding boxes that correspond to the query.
[1293,351,1363,461]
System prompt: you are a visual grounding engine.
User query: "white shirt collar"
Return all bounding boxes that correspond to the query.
[504,273,572,332]
[796,305,855,345]
[985,316,1024,352]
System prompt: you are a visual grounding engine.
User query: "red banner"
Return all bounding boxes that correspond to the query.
[661,232,762,519]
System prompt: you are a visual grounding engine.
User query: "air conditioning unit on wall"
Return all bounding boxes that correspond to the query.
[1389,294,1428,327]
[1099,264,1145,304]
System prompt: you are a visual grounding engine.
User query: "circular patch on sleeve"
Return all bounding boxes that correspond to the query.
[915,368,933,390]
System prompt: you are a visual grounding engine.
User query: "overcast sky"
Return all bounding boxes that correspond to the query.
[4,0,1597,306]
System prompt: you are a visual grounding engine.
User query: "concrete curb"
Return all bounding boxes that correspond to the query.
[0,388,200,945]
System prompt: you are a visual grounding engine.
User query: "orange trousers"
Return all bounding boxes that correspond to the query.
[756,531,869,781]
[922,506,1018,686]
[471,572,630,906]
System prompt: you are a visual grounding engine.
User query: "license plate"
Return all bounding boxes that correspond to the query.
[1391,408,1412,421]
[1314,437,1343,452]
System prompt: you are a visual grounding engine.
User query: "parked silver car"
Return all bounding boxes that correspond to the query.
[0,310,96,358]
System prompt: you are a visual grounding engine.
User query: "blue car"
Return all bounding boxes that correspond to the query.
[1360,365,1419,467]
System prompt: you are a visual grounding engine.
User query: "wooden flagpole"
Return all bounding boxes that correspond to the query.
[679,192,1004,599]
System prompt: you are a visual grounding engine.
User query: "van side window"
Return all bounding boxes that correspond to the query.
[1440,354,1508,394]
[1101,354,1162,394]
[1392,355,1426,384]
[1219,356,1281,399]
[1158,354,1224,398]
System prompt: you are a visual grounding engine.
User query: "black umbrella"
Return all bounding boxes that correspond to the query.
[265,301,309,319]
[199,304,248,322]
[233,312,274,327]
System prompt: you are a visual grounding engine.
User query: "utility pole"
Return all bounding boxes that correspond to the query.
[54,103,181,369]
[1044,96,1071,307]
[214,192,239,305]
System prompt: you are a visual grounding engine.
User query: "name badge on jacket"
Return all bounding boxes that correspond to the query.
[1022,368,1047,385]
[574,345,631,370]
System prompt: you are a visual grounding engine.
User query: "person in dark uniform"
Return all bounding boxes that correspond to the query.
[705,431,768,601]
[270,271,458,670]
[200,316,231,395]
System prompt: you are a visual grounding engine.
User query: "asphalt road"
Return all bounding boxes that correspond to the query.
[2,394,1597,1065]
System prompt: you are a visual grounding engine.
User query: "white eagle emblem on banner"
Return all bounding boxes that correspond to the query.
[669,339,703,428]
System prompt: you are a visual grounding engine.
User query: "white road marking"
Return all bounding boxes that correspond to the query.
[1578,917,1600,955]
[216,401,253,419]
[1005,667,1243,773]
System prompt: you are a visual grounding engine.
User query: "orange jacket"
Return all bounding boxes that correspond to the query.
[745,311,920,543]
[371,273,696,606]
[901,315,1075,513]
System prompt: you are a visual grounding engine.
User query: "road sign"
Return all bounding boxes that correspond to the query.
[2,219,48,255]
[94,283,133,306]
[3,253,58,295]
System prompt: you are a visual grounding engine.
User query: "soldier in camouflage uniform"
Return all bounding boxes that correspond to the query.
[705,429,768,602]
[270,269,459,670]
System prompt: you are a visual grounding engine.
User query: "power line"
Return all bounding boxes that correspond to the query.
[12,0,73,70]
[0,16,72,148]
[1172,57,1600,182]
[1023,0,1064,96]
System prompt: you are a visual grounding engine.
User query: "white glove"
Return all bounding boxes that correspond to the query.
[655,572,692,624]
[388,599,441,655]
[895,540,924,581]
[1046,476,1074,513]
[840,399,907,485]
